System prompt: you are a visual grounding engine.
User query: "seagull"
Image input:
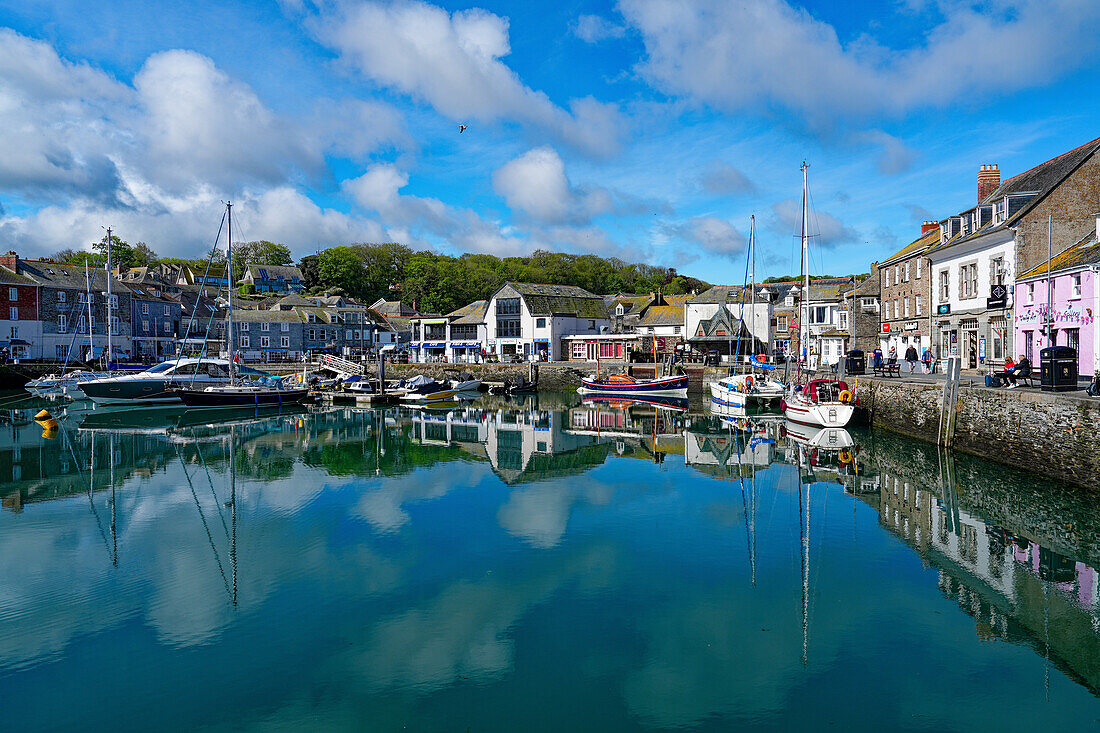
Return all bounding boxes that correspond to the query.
[459,124,467,133]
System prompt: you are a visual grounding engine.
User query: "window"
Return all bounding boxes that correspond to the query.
[240,335,250,348]
[673,325,681,334]
[78,292,86,303]
[588,319,597,329]
[7,287,16,301]
[8,306,16,320]
[260,321,270,331]
[78,316,86,332]
[1026,283,1035,305]
[497,317,521,338]
[346,329,353,339]
[535,318,546,328]
[904,297,910,317]
[615,304,624,315]
[990,256,1005,287]
[108,294,118,309]
[1068,328,1080,353]
[884,269,891,287]
[860,297,877,311]
[164,305,170,316]
[838,311,848,330]
[915,295,922,316]
[57,290,65,303]
[260,336,270,348]
[163,322,171,334]
[142,303,149,314]
[9,326,16,338]
[895,265,900,284]
[884,301,891,320]
[281,322,289,332]
[1072,274,1082,299]
[58,315,67,332]
[939,271,949,302]
[56,345,69,360]
[496,297,521,315]
[241,322,249,331]
[904,262,910,282]
[776,315,788,331]
[280,336,289,348]
[572,342,586,359]
[110,316,119,334]
[916,259,922,279]
[142,319,149,333]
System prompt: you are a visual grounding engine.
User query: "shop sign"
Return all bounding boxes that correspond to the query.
[903,321,918,331]
[881,323,891,333]
[937,304,951,315]
[987,284,1008,309]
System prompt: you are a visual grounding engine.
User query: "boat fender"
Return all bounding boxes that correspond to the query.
[35,409,52,420]
[838,390,853,404]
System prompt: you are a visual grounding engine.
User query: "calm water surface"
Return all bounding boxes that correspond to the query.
[1,392,1099,730]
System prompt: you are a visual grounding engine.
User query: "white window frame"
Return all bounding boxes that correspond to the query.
[163,321,171,334]
[915,295,922,316]
[280,322,289,332]
[58,314,67,332]
[904,297,910,317]
[57,290,66,303]
[8,306,16,320]
[260,321,270,332]
[260,335,270,348]
[916,259,922,279]
[7,287,16,301]
[1071,273,1082,299]
[280,336,289,348]
[142,319,149,333]
[241,322,249,331]
[142,303,149,314]
[1026,283,1035,305]
[240,335,250,348]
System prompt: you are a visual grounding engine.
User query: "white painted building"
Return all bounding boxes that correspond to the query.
[485,283,609,361]
[685,285,772,358]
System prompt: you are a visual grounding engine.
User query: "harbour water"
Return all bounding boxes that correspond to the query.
[1,393,1099,730]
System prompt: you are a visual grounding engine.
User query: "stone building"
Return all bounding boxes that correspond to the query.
[128,285,182,360]
[878,226,936,358]
[0,254,40,359]
[685,285,773,359]
[842,273,880,354]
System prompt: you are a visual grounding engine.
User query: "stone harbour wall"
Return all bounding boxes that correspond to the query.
[860,377,1100,489]
[286,362,590,391]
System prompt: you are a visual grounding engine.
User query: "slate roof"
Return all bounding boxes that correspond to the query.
[0,264,39,285]
[271,294,318,310]
[605,294,652,313]
[371,298,419,317]
[447,300,488,324]
[126,285,178,303]
[1020,231,1100,278]
[231,308,303,323]
[880,229,939,267]
[638,304,684,327]
[240,264,303,283]
[505,282,608,318]
[852,274,880,297]
[930,135,1100,254]
[18,260,131,293]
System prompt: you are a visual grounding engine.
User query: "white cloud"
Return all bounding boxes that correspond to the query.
[858,129,916,175]
[700,163,756,195]
[664,216,747,259]
[573,14,626,43]
[314,1,624,156]
[619,0,1100,119]
[769,198,857,249]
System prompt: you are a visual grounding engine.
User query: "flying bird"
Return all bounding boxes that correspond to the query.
[459,124,467,133]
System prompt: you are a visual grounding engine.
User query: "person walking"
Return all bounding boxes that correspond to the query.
[904,344,919,373]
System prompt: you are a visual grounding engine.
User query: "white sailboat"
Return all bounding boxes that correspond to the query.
[710,215,785,410]
[781,163,856,428]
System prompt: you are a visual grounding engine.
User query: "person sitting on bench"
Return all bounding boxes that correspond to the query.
[1005,355,1031,388]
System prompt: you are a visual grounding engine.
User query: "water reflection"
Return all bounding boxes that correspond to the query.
[1,394,1100,728]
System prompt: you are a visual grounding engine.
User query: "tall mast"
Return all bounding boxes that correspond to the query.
[105,226,113,368]
[85,259,92,360]
[226,201,235,382]
[800,163,810,368]
[750,215,756,354]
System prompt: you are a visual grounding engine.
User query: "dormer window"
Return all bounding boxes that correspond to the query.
[616,304,624,315]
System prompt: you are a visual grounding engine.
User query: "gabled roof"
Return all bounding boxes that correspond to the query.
[0,264,38,286]
[371,298,419,317]
[240,264,303,282]
[231,308,303,323]
[447,300,488,324]
[605,294,652,313]
[638,304,684,327]
[19,260,131,293]
[502,282,608,318]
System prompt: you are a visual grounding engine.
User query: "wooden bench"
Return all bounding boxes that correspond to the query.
[872,361,901,377]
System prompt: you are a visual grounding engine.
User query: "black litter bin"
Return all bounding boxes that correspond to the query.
[844,349,866,375]
[1040,345,1078,392]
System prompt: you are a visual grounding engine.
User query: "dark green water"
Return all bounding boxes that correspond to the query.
[1,392,1099,730]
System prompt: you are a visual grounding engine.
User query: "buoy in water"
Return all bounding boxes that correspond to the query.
[35,409,52,420]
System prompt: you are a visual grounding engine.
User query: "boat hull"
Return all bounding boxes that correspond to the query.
[173,388,311,407]
[781,397,854,428]
[578,374,688,397]
[708,381,783,410]
[400,388,459,402]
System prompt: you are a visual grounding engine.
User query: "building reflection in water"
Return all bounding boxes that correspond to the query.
[3,393,1100,709]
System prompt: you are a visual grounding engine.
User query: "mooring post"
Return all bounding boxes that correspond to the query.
[937,356,961,447]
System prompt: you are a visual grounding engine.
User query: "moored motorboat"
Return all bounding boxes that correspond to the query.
[81,358,266,405]
[781,379,855,427]
[578,372,688,397]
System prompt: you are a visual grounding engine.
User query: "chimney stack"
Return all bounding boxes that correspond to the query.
[0,251,18,274]
[978,163,1000,202]
[921,220,938,234]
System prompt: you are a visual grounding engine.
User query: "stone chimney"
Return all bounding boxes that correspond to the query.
[921,220,938,234]
[0,251,17,274]
[978,163,1000,202]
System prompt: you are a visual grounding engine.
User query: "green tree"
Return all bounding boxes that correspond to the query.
[318,246,368,298]
[131,242,158,267]
[299,254,321,289]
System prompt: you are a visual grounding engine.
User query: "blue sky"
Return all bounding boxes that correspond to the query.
[1,0,1098,284]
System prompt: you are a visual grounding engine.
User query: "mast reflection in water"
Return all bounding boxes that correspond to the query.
[0,395,1098,729]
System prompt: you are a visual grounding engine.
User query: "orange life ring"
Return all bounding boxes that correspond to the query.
[745,375,754,388]
[838,389,853,404]
[838,449,853,464]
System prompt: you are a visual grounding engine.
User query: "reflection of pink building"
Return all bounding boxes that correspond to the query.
[1014,216,1100,377]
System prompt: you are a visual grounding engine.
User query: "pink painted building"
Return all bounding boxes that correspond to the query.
[1014,217,1100,377]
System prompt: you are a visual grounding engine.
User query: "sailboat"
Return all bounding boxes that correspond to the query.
[781,163,855,428]
[709,215,785,410]
[172,202,310,408]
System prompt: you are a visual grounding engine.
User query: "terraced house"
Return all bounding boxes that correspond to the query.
[128,285,182,360]
[878,224,936,358]
[929,137,1100,368]
[0,253,40,359]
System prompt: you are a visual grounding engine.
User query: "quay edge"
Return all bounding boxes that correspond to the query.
[859,376,1100,490]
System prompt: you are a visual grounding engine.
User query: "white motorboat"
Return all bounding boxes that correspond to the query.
[81,358,267,405]
[26,370,111,400]
[709,369,785,410]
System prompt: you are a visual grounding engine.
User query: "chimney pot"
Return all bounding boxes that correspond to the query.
[978,163,1001,203]
[921,220,938,234]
